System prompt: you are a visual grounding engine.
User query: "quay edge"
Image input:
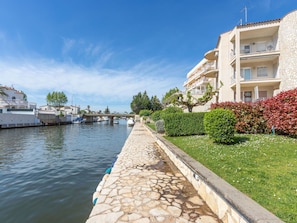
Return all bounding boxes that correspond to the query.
[145,125,284,223]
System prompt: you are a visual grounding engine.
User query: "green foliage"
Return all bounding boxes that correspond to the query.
[151,110,163,122]
[162,87,180,106]
[104,106,110,114]
[150,95,163,111]
[155,119,165,133]
[162,106,183,115]
[130,91,162,114]
[139,109,152,117]
[46,91,68,107]
[204,108,236,144]
[163,112,205,136]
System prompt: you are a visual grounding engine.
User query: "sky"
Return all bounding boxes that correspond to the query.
[0,0,296,113]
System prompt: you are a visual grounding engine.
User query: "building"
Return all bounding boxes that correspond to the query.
[0,85,41,128]
[184,10,297,112]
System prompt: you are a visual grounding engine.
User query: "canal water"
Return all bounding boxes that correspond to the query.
[0,120,132,223]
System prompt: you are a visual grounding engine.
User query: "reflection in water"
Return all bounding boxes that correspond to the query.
[0,120,132,223]
[44,126,65,150]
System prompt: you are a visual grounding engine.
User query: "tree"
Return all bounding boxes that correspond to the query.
[46,91,68,108]
[150,95,163,111]
[162,87,179,106]
[130,91,151,114]
[104,106,110,114]
[163,83,222,112]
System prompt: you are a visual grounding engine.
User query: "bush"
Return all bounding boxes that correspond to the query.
[211,101,268,134]
[155,119,165,133]
[139,109,152,117]
[261,88,297,136]
[162,106,183,115]
[151,110,163,122]
[204,108,236,144]
[163,112,205,136]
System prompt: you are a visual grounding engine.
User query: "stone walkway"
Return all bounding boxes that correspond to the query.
[86,123,221,223]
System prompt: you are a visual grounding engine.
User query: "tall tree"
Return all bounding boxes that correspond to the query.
[150,95,163,111]
[46,91,68,108]
[104,106,110,114]
[130,91,151,114]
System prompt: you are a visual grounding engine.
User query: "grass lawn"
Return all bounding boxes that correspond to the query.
[164,134,297,223]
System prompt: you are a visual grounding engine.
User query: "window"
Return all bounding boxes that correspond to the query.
[244,91,252,102]
[241,68,251,80]
[243,45,250,54]
[257,67,268,77]
[259,91,267,100]
[256,42,266,52]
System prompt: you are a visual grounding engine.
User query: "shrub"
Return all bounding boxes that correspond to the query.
[211,101,268,134]
[261,88,297,136]
[163,112,205,136]
[204,108,236,144]
[162,106,183,115]
[155,119,165,133]
[139,109,152,117]
[151,110,163,122]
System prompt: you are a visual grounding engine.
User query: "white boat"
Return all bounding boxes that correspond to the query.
[72,117,85,124]
[127,118,135,127]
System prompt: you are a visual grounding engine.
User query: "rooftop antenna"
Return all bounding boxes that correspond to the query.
[241,6,248,24]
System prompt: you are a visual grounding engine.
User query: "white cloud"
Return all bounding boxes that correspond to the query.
[0,56,187,112]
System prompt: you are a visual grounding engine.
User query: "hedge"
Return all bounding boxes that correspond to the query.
[162,112,205,136]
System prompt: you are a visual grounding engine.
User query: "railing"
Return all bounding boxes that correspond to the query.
[185,62,217,86]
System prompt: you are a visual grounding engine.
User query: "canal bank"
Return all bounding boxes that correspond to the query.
[86,121,221,223]
[86,122,283,223]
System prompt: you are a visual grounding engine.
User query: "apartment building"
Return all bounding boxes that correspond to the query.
[184,10,297,112]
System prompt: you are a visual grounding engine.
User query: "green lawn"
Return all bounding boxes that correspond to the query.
[164,134,297,223]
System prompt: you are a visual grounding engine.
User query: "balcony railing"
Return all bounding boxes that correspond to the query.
[185,62,217,86]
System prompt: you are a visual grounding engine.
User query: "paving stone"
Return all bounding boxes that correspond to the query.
[85,123,221,223]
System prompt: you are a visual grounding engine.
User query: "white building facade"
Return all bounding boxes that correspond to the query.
[184,10,297,112]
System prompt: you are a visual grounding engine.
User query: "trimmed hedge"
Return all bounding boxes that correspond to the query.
[204,108,236,144]
[151,110,163,122]
[163,112,205,136]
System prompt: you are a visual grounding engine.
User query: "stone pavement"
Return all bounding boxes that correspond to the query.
[86,122,222,223]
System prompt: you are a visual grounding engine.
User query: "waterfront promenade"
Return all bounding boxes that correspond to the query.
[86,122,221,223]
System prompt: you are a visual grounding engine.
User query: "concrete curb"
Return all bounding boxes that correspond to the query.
[144,125,284,223]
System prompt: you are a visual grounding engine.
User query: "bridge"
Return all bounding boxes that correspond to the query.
[82,113,136,124]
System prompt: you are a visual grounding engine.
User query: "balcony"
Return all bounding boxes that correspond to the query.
[230,76,281,89]
[184,62,217,87]
[204,48,218,60]
[230,42,280,65]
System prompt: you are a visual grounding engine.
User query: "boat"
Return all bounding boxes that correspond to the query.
[72,117,85,124]
[127,118,135,127]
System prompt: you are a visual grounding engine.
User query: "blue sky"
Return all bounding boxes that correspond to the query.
[0,0,296,113]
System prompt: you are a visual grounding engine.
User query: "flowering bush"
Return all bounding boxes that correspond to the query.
[261,88,297,136]
[211,101,268,134]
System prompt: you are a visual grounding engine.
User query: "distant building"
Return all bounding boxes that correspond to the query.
[184,10,297,112]
[0,85,40,128]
